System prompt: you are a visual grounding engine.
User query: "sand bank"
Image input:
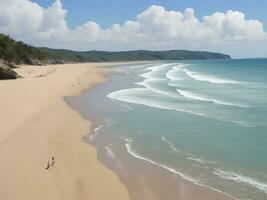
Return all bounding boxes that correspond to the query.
[0,63,129,200]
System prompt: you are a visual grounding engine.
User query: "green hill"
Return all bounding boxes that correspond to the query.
[40,48,231,63]
[0,33,231,80]
[0,34,51,64]
[0,33,230,65]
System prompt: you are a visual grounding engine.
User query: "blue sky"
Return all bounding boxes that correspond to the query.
[32,0,267,30]
[1,0,267,57]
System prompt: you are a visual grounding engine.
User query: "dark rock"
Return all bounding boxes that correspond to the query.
[53,59,64,64]
[0,59,21,80]
[6,61,17,68]
[24,57,42,66]
[0,59,17,68]
[45,59,65,65]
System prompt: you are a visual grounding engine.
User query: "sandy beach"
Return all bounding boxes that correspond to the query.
[0,1,265,199]
[0,63,129,200]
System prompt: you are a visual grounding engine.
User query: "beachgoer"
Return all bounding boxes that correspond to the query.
[45,160,50,170]
[51,156,55,166]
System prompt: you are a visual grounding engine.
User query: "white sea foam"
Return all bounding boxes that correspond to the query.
[129,63,154,69]
[139,71,165,81]
[139,63,176,81]
[144,64,170,73]
[186,157,217,165]
[138,80,180,98]
[104,146,116,158]
[177,89,248,108]
[107,88,253,127]
[166,67,184,81]
[183,69,240,84]
[95,125,103,132]
[187,157,207,164]
[146,63,175,71]
[139,64,248,109]
[125,141,237,199]
[161,136,180,152]
[108,89,174,111]
[89,125,104,141]
[214,169,267,194]
[125,141,199,183]
[107,88,208,117]
[89,119,119,141]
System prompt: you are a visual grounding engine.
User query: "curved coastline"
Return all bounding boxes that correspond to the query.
[68,66,239,200]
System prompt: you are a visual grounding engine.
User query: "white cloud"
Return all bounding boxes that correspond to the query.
[0,0,43,35]
[0,0,266,57]
[203,10,266,42]
[41,0,67,32]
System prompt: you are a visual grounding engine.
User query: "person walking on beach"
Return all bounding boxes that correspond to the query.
[45,160,50,170]
[51,156,55,166]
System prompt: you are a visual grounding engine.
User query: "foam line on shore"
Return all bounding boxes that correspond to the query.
[125,141,238,200]
[89,125,104,141]
[214,169,267,194]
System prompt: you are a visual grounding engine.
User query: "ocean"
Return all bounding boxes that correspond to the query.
[68,59,267,200]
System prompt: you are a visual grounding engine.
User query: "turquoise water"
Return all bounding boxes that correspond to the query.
[103,59,267,200]
[68,59,267,199]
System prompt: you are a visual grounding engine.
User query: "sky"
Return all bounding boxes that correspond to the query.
[0,0,267,58]
[32,0,267,30]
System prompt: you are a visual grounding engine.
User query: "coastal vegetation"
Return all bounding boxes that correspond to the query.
[40,48,231,62]
[0,33,231,80]
[0,34,50,65]
[0,33,230,64]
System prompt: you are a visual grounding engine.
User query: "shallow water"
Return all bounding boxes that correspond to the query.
[68,59,267,200]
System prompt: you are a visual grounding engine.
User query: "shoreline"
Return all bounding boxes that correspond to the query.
[67,68,237,200]
[0,63,130,200]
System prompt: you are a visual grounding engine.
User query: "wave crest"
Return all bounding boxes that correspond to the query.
[183,69,240,84]
[214,169,267,194]
[177,89,248,108]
